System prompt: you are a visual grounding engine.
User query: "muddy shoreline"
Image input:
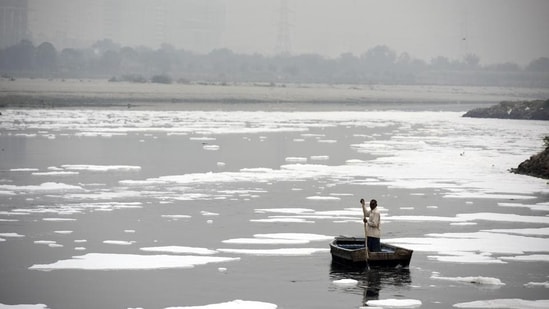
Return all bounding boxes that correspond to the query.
[2,78,548,111]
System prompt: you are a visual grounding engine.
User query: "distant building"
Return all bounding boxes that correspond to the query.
[0,0,28,49]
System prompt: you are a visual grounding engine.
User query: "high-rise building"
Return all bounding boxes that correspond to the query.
[0,0,28,49]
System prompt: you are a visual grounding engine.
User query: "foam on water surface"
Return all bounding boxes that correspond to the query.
[0,304,49,309]
[431,275,505,286]
[140,246,218,255]
[61,164,141,172]
[216,248,329,256]
[0,233,24,238]
[453,298,549,308]
[365,299,422,308]
[0,182,84,193]
[387,230,549,263]
[3,109,548,200]
[2,107,548,307]
[164,299,277,309]
[332,279,358,287]
[29,253,240,271]
[524,281,549,288]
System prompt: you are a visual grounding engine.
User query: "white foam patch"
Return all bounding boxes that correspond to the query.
[386,213,549,225]
[253,233,334,242]
[14,133,37,137]
[500,255,549,262]
[0,304,49,309]
[450,222,477,226]
[458,213,549,224]
[306,196,341,201]
[253,207,362,222]
[525,281,549,288]
[431,275,505,285]
[165,299,277,309]
[0,182,84,193]
[103,240,135,245]
[310,155,329,161]
[387,231,549,263]
[250,218,315,223]
[203,145,220,151]
[255,208,314,214]
[61,164,141,172]
[222,238,309,245]
[332,279,358,287]
[453,299,549,309]
[1,210,31,216]
[498,202,549,212]
[117,160,545,202]
[0,233,25,238]
[75,132,127,137]
[301,133,324,138]
[428,252,505,264]
[365,299,422,308]
[64,190,143,201]
[10,168,39,172]
[54,231,73,234]
[34,240,56,245]
[162,215,192,220]
[483,227,549,236]
[140,246,217,255]
[4,109,548,198]
[285,157,307,163]
[29,253,240,271]
[32,171,79,176]
[16,202,142,216]
[217,248,329,256]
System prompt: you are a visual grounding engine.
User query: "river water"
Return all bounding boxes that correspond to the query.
[0,83,548,309]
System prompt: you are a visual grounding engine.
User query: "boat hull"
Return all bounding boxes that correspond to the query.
[330,237,413,268]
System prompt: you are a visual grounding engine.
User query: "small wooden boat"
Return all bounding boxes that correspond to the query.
[330,236,413,268]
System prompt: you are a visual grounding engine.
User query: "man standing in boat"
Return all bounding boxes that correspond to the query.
[361,199,381,252]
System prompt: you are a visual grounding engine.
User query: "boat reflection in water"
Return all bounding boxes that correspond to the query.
[329,262,412,303]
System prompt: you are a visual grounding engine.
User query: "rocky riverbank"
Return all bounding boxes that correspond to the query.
[463,99,549,120]
[462,100,548,179]
[511,137,549,179]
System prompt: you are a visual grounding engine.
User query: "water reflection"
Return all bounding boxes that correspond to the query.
[329,262,412,303]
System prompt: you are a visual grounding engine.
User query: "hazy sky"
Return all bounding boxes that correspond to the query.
[223,0,549,65]
[28,0,549,65]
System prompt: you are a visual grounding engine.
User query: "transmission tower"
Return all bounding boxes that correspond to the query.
[153,0,167,47]
[275,0,291,55]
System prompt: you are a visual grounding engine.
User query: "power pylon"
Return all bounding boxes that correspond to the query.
[275,0,291,55]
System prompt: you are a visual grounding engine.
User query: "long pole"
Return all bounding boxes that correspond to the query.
[363,219,370,269]
[361,199,370,269]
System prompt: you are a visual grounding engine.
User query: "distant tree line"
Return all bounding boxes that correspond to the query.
[1,39,548,87]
